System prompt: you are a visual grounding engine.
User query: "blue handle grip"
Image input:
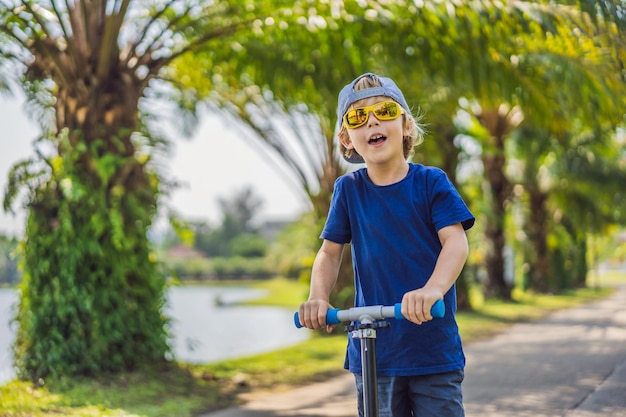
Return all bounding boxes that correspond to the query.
[294,299,445,328]
[430,299,445,318]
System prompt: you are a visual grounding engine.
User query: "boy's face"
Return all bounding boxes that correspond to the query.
[340,96,406,166]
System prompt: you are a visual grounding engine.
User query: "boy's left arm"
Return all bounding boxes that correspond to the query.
[401,222,469,324]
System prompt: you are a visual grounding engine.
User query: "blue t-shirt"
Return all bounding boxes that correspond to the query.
[321,163,475,377]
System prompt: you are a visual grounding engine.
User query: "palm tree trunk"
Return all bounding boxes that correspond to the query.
[482,150,512,299]
[476,106,519,300]
[525,189,552,292]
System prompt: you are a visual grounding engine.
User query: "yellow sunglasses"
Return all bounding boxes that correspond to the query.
[343,101,404,129]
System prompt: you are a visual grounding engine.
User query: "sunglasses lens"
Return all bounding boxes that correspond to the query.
[374,102,399,119]
[344,102,401,129]
[345,108,368,128]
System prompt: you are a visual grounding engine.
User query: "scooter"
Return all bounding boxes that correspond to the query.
[294,299,445,417]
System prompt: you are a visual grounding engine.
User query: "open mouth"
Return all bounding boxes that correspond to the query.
[369,134,387,145]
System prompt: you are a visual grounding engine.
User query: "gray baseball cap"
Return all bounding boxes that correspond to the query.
[337,73,411,163]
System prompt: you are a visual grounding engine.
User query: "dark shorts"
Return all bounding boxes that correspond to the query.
[355,369,465,417]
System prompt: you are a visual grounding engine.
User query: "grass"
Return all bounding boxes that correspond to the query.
[456,285,615,341]
[0,363,234,417]
[588,269,626,287]
[192,332,348,393]
[241,277,311,308]
[1,272,624,417]
[174,277,309,309]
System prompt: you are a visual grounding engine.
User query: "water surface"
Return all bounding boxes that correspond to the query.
[0,285,308,383]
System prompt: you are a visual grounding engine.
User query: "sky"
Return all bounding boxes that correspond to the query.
[0,93,310,237]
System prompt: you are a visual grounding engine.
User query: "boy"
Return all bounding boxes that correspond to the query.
[298,73,475,416]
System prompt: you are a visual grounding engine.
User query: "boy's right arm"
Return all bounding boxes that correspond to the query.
[298,239,344,331]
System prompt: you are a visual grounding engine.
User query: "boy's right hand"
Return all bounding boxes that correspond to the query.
[298,299,336,333]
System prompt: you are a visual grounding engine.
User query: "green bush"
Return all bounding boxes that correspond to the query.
[211,256,272,280]
[163,255,275,281]
[230,233,268,257]
[12,133,170,380]
[165,257,213,280]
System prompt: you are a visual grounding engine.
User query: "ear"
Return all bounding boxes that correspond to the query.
[403,115,415,138]
[339,130,355,150]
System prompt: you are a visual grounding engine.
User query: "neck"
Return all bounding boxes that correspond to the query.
[366,161,410,186]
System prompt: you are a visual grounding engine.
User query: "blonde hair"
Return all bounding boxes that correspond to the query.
[338,76,424,162]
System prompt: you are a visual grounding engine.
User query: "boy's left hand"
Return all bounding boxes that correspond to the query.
[401,288,443,324]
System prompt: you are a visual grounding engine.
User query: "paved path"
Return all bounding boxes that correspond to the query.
[202,285,626,417]
[463,285,626,417]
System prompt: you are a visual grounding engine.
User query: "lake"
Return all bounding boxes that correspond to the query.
[0,286,308,383]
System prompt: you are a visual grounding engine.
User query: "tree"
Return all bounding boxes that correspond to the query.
[0,0,271,379]
[193,186,267,258]
[553,130,625,287]
[502,0,626,292]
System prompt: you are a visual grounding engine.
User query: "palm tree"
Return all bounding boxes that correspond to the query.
[532,128,626,290]
[506,0,626,292]
[0,0,270,379]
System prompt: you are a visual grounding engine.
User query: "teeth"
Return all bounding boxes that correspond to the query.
[370,135,384,141]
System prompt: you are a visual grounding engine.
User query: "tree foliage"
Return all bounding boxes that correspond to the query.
[173,0,626,302]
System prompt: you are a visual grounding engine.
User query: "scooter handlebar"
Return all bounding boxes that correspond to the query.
[294,299,445,329]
